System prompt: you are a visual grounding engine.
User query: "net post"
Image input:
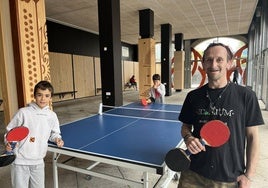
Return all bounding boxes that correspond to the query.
[98,103,103,115]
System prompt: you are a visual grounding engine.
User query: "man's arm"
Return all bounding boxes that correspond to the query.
[181,123,193,140]
[237,126,260,187]
[245,126,260,179]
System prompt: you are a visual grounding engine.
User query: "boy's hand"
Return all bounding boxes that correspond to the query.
[5,142,13,152]
[55,138,64,147]
[5,142,17,152]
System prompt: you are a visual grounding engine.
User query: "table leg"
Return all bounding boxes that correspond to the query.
[142,172,149,188]
[52,153,59,188]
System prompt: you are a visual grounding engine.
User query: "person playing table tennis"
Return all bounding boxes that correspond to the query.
[4,80,64,188]
[146,74,166,104]
[177,43,264,188]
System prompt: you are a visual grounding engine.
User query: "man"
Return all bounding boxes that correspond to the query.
[178,43,264,188]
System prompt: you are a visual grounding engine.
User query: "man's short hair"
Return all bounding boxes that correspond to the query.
[202,43,234,62]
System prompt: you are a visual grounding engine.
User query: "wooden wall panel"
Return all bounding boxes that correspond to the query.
[156,63,161,75]
[94,57,102,95]
[84,59,94,97]
[48,53,139,101]
[123,60,134,85]
[133,62,139,89]
[0,0,19,122]
[49,52,73,102]
[0,85,3,111]
[73,55,95,98]
[173,51,185,90]
[121,60,124,89]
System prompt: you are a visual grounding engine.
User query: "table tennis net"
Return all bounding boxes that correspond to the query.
[99,103,180,122]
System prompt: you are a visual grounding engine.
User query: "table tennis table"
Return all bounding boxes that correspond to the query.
[48,102,183,188]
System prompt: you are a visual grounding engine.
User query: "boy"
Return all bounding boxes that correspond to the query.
[147,74,166,104]
[5,80,64,188]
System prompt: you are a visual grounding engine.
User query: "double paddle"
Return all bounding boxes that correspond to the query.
[0,126,29,167]
[141,97,155,106]
[165,120,230,172]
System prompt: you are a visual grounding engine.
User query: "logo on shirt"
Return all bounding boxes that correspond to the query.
[30,137,35,142]
[197,107,234,117]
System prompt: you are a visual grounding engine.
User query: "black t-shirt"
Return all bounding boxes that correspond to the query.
[178,83,264,182]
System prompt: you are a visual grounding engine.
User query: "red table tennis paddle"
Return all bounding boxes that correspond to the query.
[0,126,29,167]
[141,97,156,106]
[6,126,29,142]
[165,120,230,172]
[141,98,148,106]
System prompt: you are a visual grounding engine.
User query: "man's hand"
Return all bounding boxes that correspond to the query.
[185,136,206,154]
[237,174,251,188]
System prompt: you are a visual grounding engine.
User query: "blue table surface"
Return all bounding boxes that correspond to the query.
[53,103,183,168]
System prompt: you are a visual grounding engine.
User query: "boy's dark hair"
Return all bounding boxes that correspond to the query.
[202,43,234,62]
[34,80,54,96]
[152,74,161,80]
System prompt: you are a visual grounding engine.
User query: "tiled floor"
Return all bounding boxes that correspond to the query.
[1,89,268,188]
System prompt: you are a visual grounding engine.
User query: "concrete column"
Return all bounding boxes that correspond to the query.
[98,0,123,106]
[138,9,155,99]
[161,24,172,96]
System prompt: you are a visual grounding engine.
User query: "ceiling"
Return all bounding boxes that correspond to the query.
[45,0,258,45]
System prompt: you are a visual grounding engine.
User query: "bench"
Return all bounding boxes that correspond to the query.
[124,83,137,90]
[53,91,77,99]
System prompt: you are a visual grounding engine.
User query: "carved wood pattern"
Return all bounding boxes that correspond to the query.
[17,0,50,101]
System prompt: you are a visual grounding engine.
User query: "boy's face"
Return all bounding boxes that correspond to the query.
[153,79,161,86]
[34,88,52,109]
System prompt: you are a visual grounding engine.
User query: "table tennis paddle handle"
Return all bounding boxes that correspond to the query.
[184,139,206,156]
[184,149,191,156]
[5,142,16,155]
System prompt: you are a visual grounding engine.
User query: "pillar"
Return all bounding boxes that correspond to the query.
[9,0,50,107]
[98,0,123,106]
[138,9,155,99]
[161,24,172,96]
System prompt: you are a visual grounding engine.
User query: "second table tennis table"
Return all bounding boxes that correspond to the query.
[48,102,183,188]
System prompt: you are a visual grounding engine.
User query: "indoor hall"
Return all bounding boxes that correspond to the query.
[1,0,268,187]
[1,90,267,187]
